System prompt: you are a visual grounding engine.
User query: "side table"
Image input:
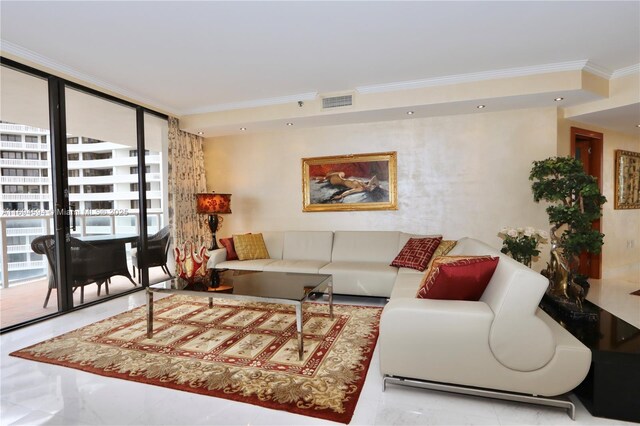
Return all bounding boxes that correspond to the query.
[540,296,640,423]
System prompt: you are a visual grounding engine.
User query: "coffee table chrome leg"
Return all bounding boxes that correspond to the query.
[146,288,153,338]
[329,277,334,320]
[296,303,303,360]
[209,297,213,308]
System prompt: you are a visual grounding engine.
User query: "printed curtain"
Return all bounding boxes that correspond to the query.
[167,117,208,247]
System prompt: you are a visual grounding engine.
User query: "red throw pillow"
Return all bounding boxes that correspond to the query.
[218,237,238,261]
[391,237,443,271]
[416,256,499,301]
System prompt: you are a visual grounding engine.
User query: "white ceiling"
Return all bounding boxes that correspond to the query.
[1,1,639,134]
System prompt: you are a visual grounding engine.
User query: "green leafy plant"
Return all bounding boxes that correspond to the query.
[529,157,606,278]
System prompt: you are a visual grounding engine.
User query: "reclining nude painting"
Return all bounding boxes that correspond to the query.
[302,151,397,212]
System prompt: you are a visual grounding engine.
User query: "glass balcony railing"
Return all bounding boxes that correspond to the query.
[0,212,165,288]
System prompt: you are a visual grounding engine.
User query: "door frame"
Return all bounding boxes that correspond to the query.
[570,126,603,279]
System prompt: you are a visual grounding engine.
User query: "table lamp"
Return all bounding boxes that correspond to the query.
[195,192,232,250]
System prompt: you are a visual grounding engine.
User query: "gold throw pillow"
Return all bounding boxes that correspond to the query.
[233,233,270,260]
[426,240,457,269]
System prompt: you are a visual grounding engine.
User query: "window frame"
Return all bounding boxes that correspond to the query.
[0,55,168,334]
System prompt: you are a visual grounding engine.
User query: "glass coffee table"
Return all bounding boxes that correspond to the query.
[146,269,333,360]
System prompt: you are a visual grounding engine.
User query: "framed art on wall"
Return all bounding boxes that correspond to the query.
[302,151,397,212]
[614,149,640,209]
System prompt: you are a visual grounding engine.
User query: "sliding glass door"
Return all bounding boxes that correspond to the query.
[143,113,170,285]
[0,58,169,331]
[63,87,141,305]
[0,65,57,327]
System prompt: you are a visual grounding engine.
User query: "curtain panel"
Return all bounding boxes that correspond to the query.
[167,117,208,248]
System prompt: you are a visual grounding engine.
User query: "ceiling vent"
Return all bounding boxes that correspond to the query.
[322,94,353,109]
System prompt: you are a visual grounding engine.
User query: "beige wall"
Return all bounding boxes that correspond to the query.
[558,119,640,278]
[563,73,639,120]
[203,107,557,269]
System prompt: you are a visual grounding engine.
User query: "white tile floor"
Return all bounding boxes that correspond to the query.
[1,282,638,426]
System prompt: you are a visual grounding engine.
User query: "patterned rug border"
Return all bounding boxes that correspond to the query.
[10,296,382,424]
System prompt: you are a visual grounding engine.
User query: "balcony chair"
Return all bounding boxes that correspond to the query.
[131,226,172,284]
[32,235,116,308]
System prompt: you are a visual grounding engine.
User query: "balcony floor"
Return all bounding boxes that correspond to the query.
[0,267,172,329]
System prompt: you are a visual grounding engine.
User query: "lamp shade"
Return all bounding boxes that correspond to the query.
[195,193,232,214]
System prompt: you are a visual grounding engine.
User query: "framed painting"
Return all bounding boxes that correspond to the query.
[302,151,397,212]
[614,149,640,209]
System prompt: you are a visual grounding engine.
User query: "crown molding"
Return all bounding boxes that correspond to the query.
[1,40,179,115]
[583,60,613,79]
[182,92,318,115]
[611,63,640,79]
[356,60,597,94]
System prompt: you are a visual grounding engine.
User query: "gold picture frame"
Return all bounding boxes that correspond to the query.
[614,149,640,209]
[302,151,397,212]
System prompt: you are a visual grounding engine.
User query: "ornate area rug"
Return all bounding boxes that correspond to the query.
[10,295,382,424]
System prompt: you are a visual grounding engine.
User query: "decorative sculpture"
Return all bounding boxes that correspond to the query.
[175,241,210,283]
[541,228,584,311]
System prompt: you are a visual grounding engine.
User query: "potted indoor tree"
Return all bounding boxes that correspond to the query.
[529,157,606,312]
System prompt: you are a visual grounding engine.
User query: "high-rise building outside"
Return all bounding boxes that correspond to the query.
[0,122,164,285]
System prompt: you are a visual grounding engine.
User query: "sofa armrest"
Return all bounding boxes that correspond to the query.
[379,298,494,376]
[383,294,493,314]
[207,248,227,269]
[381,298,494,336]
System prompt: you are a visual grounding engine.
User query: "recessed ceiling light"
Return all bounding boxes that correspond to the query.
[554,97,564,102]
[407,111,415,115]
[477,105,486,109]
[197,131,204,135]
[286,122,294,126]
[240,127,247,131]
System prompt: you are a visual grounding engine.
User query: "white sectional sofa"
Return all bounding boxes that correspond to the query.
[208,230,420,297]
[207,230,591,415]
